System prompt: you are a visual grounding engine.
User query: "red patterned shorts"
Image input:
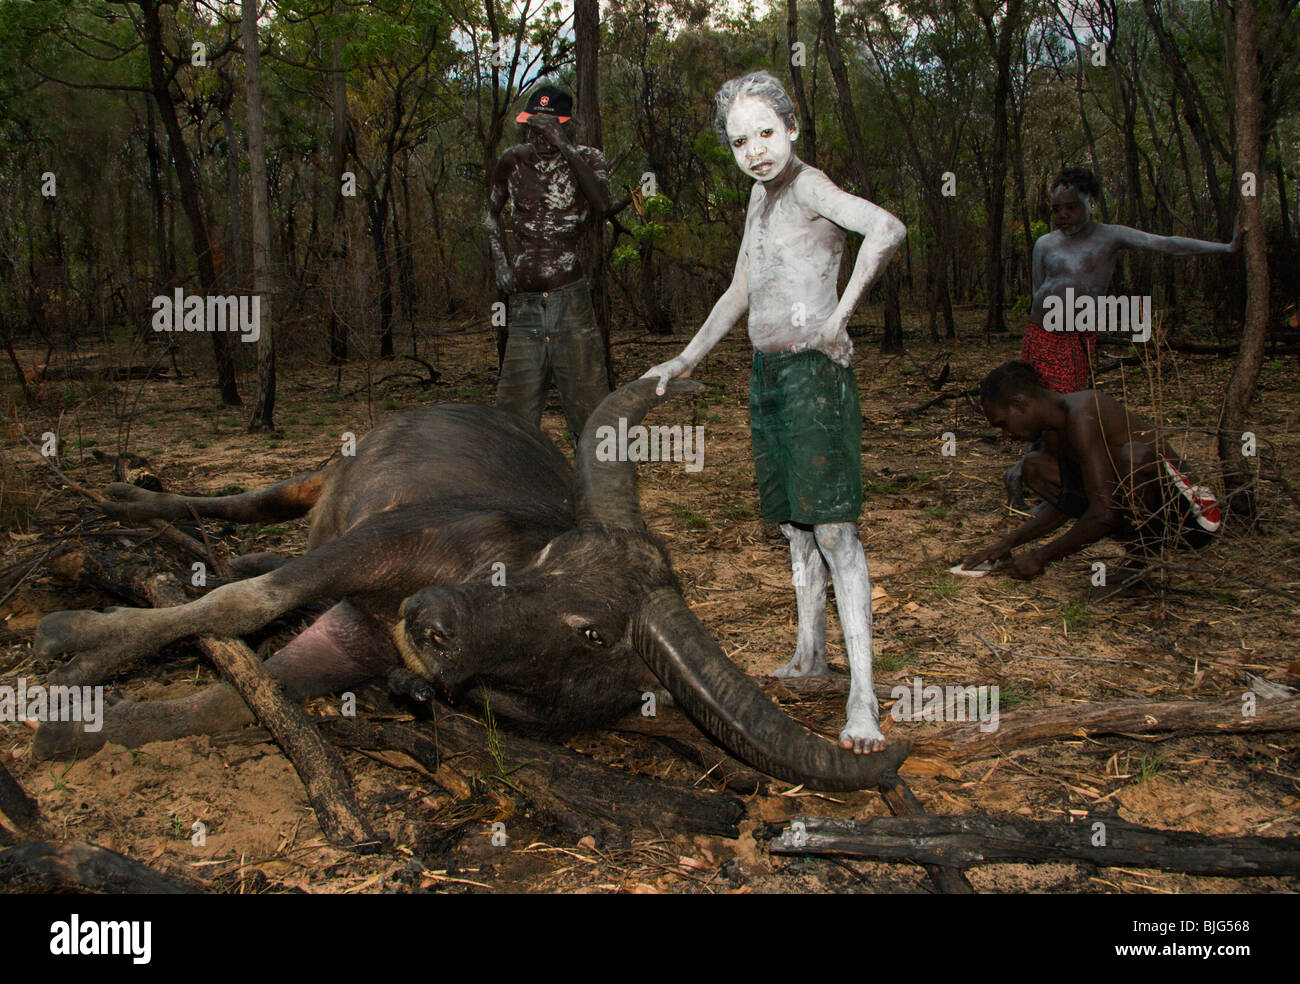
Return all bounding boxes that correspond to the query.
[1020,319,1095,393]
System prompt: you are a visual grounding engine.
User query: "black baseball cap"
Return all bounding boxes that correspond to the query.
[516,85,572,124]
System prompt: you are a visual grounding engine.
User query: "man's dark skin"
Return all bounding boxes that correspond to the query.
[964,388,1168,580]
[484,114,611,293]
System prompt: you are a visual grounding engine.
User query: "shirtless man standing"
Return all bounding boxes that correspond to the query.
[644,71,906,753]
[486,86,612,439]
[1008,166,1241,505]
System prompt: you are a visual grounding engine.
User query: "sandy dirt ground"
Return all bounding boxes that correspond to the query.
[2,308,1298,893]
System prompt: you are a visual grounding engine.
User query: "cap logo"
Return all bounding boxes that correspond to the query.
[540,96,549,105]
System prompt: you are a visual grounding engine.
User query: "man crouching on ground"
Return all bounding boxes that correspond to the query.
[643,70,906,752]
[962,360,1221,595]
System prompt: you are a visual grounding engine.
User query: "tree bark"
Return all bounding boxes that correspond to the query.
[769,813,1300,876]
[140,0,240,405]
[914,695,1300,764]
[0,842,203,893]
[320,714,747,843]
[787,0,817,167]
[242,0,276,431]
[328,35,350,364]
[976,0,1024,339]
[817,0,903,352]
[1216,0,1269,521]
[575,0,614,386]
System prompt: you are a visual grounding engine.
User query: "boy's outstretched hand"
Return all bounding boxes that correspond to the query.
[642,357,692,396]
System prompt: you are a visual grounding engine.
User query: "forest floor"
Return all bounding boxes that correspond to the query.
[3,306,1299,894]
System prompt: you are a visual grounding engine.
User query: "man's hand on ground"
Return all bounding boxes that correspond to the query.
[961,541,1012,571]
[994,551,1045,580]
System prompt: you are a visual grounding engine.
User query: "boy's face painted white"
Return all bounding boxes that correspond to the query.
[725,96,797,181]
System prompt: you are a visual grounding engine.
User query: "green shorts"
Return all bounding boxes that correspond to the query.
[749,349,863,525]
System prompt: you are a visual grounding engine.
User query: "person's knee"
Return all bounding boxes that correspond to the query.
[1020,450,1055,494]
[812,521,858,555]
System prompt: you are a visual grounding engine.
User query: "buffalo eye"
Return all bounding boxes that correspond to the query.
[583,627,605,647]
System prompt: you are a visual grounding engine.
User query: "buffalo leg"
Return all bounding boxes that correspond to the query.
[32,601,399,758]
[36,510,428,685]
[99,470,325,525]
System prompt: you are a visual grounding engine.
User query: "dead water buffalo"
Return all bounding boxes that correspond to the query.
[32,379,908,789]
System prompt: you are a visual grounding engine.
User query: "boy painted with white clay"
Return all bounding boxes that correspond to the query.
[644,71,906,753]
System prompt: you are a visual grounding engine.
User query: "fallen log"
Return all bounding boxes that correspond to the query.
[768,677,1300,766]
[0,841,202,893]
[876,770,974,894]
[319,714,748,843]
[914,695,1300,764]
[768,814,1300,877]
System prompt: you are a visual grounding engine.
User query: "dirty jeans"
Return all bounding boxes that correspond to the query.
[495,278,610,439]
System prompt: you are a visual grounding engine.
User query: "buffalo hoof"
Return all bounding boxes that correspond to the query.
[34,609,110,661]
[35,610,145,687]
[32,717,109,760]
[100,482,164,523]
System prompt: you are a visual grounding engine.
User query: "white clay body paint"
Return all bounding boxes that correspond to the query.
[725,98,845,354]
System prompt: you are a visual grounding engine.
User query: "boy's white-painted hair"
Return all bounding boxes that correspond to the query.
[713,70,798,145]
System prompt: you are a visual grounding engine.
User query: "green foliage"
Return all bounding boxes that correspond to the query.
[612,243,639,269]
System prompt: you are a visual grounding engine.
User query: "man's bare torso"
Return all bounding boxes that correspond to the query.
[744,162,847,352]
[504,144,606,292]
[1030,224,1127,325]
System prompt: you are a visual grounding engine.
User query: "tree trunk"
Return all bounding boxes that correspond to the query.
[242,0,276,431]
[1217,0,1269,521]
[769,814,1300,877]
[787,0,817,167]
[977,0,1023,339]
[328,36,349,364]
[575,0,614,386]
[817,0,902,353]
[140,0,240,405]
[370,200,395,360]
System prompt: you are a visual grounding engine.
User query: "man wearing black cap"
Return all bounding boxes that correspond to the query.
[485,85,612,439]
